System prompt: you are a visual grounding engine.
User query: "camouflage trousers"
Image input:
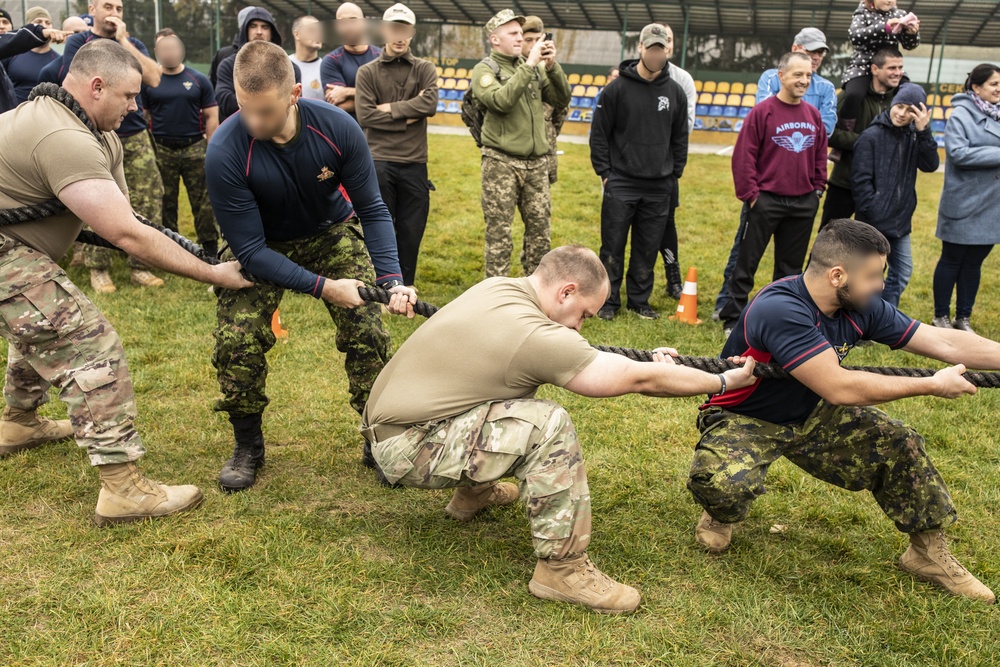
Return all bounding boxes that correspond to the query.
[84,131,164,271]
[687,402,957,534]
[481,147,551,278]
[367,398,591,560]
[0,235,144,465]
[154,137,219,245]
[213,219,391,418]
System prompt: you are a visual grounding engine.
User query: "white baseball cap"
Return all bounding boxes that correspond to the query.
[383,3,416,25]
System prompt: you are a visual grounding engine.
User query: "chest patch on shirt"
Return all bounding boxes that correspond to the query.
[657,95,670,111]
[317,166,335,182]
[183,80,193,90]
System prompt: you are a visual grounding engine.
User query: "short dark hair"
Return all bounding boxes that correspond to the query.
[872,47,903,68]
[807,219,890,272]
[234,40,295,95]
[777,51,811,71]
[67,39,142,86]
[533,245,609,295]
[964,63,1000,92]
[154,27,177,42]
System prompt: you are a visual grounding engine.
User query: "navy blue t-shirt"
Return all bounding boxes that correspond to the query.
[320,45,380,118]
[706,275,920,424]
[59,31,151,137]
[205,99,402,297]
[141,66,217,138]
[5,49,58,103]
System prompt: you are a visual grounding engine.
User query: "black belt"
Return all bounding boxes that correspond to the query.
[154,135,202,150]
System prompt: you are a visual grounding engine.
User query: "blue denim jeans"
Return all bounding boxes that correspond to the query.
[882,234,913,308]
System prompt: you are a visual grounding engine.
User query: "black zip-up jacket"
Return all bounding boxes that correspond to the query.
[589,58,689,189]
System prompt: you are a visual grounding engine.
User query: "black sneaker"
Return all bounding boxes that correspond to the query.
[628,305,660,320]
[597,306,617,321]
[219,414,265,493]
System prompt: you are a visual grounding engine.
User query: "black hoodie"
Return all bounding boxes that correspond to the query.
[215,7,300,121]
[589,58,689,190]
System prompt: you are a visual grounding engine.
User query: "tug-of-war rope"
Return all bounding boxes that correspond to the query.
[5,84,1000,388]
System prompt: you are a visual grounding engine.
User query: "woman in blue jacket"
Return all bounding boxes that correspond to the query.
[933,64,1000,333]
[851,82,939,307]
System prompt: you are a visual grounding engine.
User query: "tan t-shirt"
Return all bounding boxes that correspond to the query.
[363,277,599,428]
[0,96,127,261]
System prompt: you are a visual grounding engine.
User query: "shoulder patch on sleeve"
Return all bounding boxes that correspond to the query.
[479,73,494,87]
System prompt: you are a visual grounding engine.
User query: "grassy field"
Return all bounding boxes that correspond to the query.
[3,133,1000,666]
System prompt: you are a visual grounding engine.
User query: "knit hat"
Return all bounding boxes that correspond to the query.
[893,82,927,108]
[25,6,51,24]
[0,9,12,24]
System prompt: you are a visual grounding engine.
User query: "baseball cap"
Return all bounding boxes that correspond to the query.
[383,3,416,26]
[522,15,544,34]
[484,9,524,35]
[793,27,829,52]
[639,24,669,48]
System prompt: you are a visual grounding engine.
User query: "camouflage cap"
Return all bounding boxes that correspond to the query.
[522,15,544,34]
[639,23,670,48]
[484,8,525,35]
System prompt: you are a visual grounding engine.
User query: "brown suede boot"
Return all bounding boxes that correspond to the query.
[529,554,641,614]
[0,406,73,456]
[445,481,519,522]
[899,530,995,603]
[90,269,116,294]
[130,270,164,288]
[695,510,733,553]
[93,462,203,527]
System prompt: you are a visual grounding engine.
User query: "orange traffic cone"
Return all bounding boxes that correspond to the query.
[271,307,289,342]
[669,267,702,325]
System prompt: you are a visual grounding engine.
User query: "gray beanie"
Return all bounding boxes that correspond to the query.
[893,82,927,108]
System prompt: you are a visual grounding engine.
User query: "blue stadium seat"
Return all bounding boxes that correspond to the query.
[437,100,446,113]
[931,120,946,133]
[438,89,447,99]
[571,96,581,107]
[709,105,724,116]
[738,106,751,118]
[696,104,709,116]
[578,97,593,109]
[445,101,460,113]
[694,118,705,130]
[723,106,738,117]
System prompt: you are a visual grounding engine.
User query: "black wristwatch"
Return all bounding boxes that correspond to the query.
[381,279,404,291]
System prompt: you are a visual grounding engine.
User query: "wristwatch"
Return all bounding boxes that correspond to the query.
[381,279,404,291]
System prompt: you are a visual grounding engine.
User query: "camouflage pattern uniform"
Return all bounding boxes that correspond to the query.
[213,219,391,418]
[543,102,568,185]
[481,146,551,278]
[0,235,145,465]
[368,398,591,560]
[155,138,219,246]
[687,401,958,533]
[83,132,164,270]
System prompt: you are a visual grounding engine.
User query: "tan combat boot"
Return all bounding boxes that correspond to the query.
[93,462,203,527]
[529,554,641,614]
[695,510,733,553]
[445,481,519,522]
[899,530,995,603]
[0,406,73,456]
[130,270,164,288]
[90,269,116,294]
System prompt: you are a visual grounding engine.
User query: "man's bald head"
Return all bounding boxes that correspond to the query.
[66,38,141,87]
[62,15,88,32]
[336,2,363,19]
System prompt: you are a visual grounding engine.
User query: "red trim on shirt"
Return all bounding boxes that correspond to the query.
[892,319,918,348]
[306,125,342,155]
[245,138,255,177]
[783,342,831,369]
[843,313,864,336]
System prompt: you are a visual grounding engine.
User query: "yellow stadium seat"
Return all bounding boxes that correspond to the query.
[726,93,741,106]
[437,76,444,87]
[745,82,758,96]
[572,84,586,96]
[593,74,607,86]
[741,94,755,107]
[927,94,941,106]
[716,81,731,94]
[455,67,468,79]
[694,80,703,92]
[585,85,599,97]
[442,78,456,90]
[435,66,443,76]
[702,81,717,93]
[712,93,727,105]
[568,72,581,85]
[581,73,594,85]
[943,94,954,106]
[456,78,469,91]
[698,92,713,104]
[731,82,745,95]
[932,107,944,120]
[443,66,455,77]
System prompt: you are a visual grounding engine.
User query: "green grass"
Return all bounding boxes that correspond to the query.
[3,134,1000,666]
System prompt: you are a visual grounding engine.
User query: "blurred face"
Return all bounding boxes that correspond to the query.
[546,284,609,332]
[792,44,827,72]
[872,56,904,88]
[890,102,918,126]
[521,30,541,58]
[90,0,123,36]
[63,17,89,32]
[236,82,301,140]
[972,72,1000,104]
[638,43,667,73]
[779,57,813,98]
[608,68,619,82]
[489,21,522,57]
[295,18,323,50]
[381,21,414,57]
[871,0,896,11]
[154,34,184,69]
[0,17,10,34]
[91,70,141,131]
[335,16,366,45]
[832,254,887,311]
[247,19,272,42]
[30,16,53,29]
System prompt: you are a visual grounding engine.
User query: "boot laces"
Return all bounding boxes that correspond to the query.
[228,442,260,470]
[576,557,614,594]
[933,533,968,578]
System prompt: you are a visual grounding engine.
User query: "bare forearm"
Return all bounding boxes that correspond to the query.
[634,363,724,398]
[827,372,938,406]
[113,223,219,283]
[925,327,1000,368]
[120,40,161,86]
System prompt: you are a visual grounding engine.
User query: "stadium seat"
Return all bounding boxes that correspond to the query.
[726,93,741,106]
[696,104,709,116]
[456,78,469,91]
[435,66,443,76]
[702,81,717,93]
[709,104,724,116]
[745,82,758,96]
[571,96,580,107]
[731,82,745,95]
[568,72,581,85]
[741,94,755,107]
[694,117,705,130]
[442,78,455,90]
[593,74,607,86]
[438,88,447,99]
[585,85,599,98]
[723,106,738,118]
[943,94,954,107]
[445,101,460,113]
[712,93,727,106]
[716,81,731,94]
[436,100,446,112]
[694,80,703,92]
[932,107,944,120]
[578,97,593,109]
[443,66,455,77]
[572,84,585,96]
[738,106,751,118]
[927,94,940,106]
[445,89,460,100]
[455,67,467,78]
[437,76,444,87]
[698,92,713,104]
[568,109,582,121]
[734,119,744,133]
[931,120,946,133]
[581,73,594,85]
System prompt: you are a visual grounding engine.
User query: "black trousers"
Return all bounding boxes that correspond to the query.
[820,184,855,230]
[658,179,681,269]
[374,160,430,286]
[719,191,819,326]
[599,175,675,311]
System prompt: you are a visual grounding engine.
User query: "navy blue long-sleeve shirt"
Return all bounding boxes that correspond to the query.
[205,98,402,296]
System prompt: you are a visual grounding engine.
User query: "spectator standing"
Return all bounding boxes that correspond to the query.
[321,2,380,119]
[289,15,325,101]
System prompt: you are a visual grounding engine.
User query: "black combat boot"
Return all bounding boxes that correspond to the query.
[665,260,683,300]
[219,413,265,493]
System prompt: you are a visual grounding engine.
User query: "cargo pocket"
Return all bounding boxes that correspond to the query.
[524,463,576,540]
[72,363,121,433]
[13,276,85,343]
[373,422,439,485]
